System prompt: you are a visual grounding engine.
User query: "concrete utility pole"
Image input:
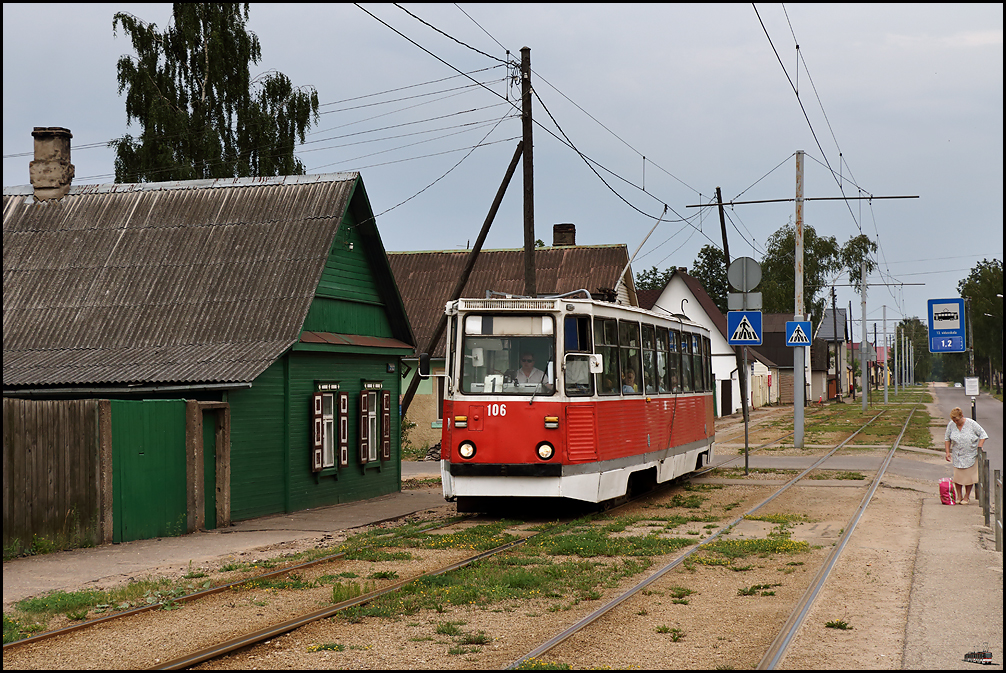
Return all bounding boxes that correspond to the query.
[520,47,536,298]
[832,287,841,402]
[883,307,888,403]
[794,150,806,448]
[897,321,905,396]
[861,258,868,412]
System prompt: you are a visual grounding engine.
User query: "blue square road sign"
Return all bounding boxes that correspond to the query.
[727,311,762,345]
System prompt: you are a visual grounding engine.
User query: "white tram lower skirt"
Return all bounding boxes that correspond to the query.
[441,444,712,503]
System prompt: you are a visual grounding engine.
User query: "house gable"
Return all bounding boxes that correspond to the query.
[298,178,414,347]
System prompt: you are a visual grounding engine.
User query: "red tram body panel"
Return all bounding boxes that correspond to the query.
[435,296,716,506]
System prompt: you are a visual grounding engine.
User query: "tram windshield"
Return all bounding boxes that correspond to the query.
[460,314,555,395]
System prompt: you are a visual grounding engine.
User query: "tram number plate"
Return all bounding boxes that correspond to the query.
[488,403,507,417]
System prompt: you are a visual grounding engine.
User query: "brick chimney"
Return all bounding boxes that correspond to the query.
[29,127,74,201]
[552,223,576,247]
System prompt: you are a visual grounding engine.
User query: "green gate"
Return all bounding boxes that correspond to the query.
[110,400,187,543]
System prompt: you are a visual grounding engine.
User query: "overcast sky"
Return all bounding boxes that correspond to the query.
[4,3,1002,340]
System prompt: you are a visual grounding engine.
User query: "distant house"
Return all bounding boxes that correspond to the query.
[815,307,851,400]
[642,267,778,417]
[388,224,637,448]
[3,128,415,546]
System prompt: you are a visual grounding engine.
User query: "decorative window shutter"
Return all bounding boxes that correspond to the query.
[337,392,349,467]
[358,390,369,464]
[380,390,392,461]
[311,392,323,472]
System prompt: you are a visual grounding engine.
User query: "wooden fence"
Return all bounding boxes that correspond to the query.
[2,398,112,555]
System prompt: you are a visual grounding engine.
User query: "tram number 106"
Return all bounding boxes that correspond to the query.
[488,403,507,417]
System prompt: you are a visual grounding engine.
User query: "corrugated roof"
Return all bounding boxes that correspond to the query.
[388,245,635,357]
[4,174,359,388]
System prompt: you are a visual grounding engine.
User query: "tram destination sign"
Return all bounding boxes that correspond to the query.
[927,298,966,353]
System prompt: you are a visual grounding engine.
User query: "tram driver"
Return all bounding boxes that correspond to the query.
[515,351,547,386]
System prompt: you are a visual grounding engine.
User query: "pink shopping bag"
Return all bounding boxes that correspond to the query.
[939,477,956,505]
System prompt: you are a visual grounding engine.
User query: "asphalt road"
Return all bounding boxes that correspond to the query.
[931,383,1003,498]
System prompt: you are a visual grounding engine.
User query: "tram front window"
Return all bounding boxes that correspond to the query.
[460,314,555,395]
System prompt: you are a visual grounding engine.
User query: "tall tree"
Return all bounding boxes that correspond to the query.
[635,265,674,291]
[957,258,1003,384]
[111,4,319,182]
[690,245,728,313]
[759,224,879,327]
[758,223,841,325]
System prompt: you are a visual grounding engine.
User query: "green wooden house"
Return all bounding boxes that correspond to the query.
[3,165,415,542]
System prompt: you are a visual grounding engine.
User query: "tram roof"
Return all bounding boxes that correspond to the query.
[388,244,639,357]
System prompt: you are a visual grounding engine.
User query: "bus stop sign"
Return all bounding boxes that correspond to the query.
[927,298,966,353]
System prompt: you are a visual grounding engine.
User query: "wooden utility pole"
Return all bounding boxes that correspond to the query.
[716,188,746,416]
[521,46,536,298]
[717,187,751,475]
[399,141,525,418]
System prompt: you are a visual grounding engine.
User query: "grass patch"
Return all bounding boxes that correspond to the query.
[534,527,694,558]
[701,537,810,560]
[236,573,313,591]
[331,581,373,603]
[6,576,211,641]
[738,583,781,596]
[713,468,800,479]
[825,619,853,630]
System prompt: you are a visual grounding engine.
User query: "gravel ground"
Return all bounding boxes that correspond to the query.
[4,402,940,670]
[3,470,932,670]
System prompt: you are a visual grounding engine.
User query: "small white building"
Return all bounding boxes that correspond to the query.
[641,268,778,417]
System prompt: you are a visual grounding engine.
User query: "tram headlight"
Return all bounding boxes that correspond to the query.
[536,442,554,461]
[458,441,476,459]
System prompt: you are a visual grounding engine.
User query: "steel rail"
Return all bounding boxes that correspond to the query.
[150,478,684,670]
[505,409,889,669]
[152,533,531,670]
[758,400,922,670]
[2,517,471,651]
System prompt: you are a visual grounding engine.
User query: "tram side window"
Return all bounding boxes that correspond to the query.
[594,318,620,395]
[692,334,703,391]
[655,326,671,393]
[703,336,712,391]
[564,315,594,396]
[641,324,657,393]
[619,321,642,394]
[669,329,681,392]
[681,332,693,392]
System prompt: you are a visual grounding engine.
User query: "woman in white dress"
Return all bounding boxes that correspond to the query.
[944,406,988,505]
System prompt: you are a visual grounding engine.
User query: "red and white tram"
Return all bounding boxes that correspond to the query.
[426,293,716,512]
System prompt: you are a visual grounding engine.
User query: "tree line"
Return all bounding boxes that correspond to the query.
[635,224,877,328]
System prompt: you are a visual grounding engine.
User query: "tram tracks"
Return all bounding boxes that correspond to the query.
[508,395,925,670]
[4,399,926,670]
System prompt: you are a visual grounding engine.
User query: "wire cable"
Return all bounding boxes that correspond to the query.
[394,3,509,64]
[350,111,515,225]
[751,3,864,235]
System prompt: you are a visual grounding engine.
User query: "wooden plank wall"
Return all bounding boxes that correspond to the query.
[2,398,104,555]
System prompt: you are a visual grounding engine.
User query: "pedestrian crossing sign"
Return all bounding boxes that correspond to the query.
[727,311,762,345]
[786,321,812,346]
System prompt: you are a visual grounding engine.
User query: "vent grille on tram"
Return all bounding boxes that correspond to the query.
[460,298,559,311]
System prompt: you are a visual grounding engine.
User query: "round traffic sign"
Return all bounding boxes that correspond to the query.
[728,256,761,292]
